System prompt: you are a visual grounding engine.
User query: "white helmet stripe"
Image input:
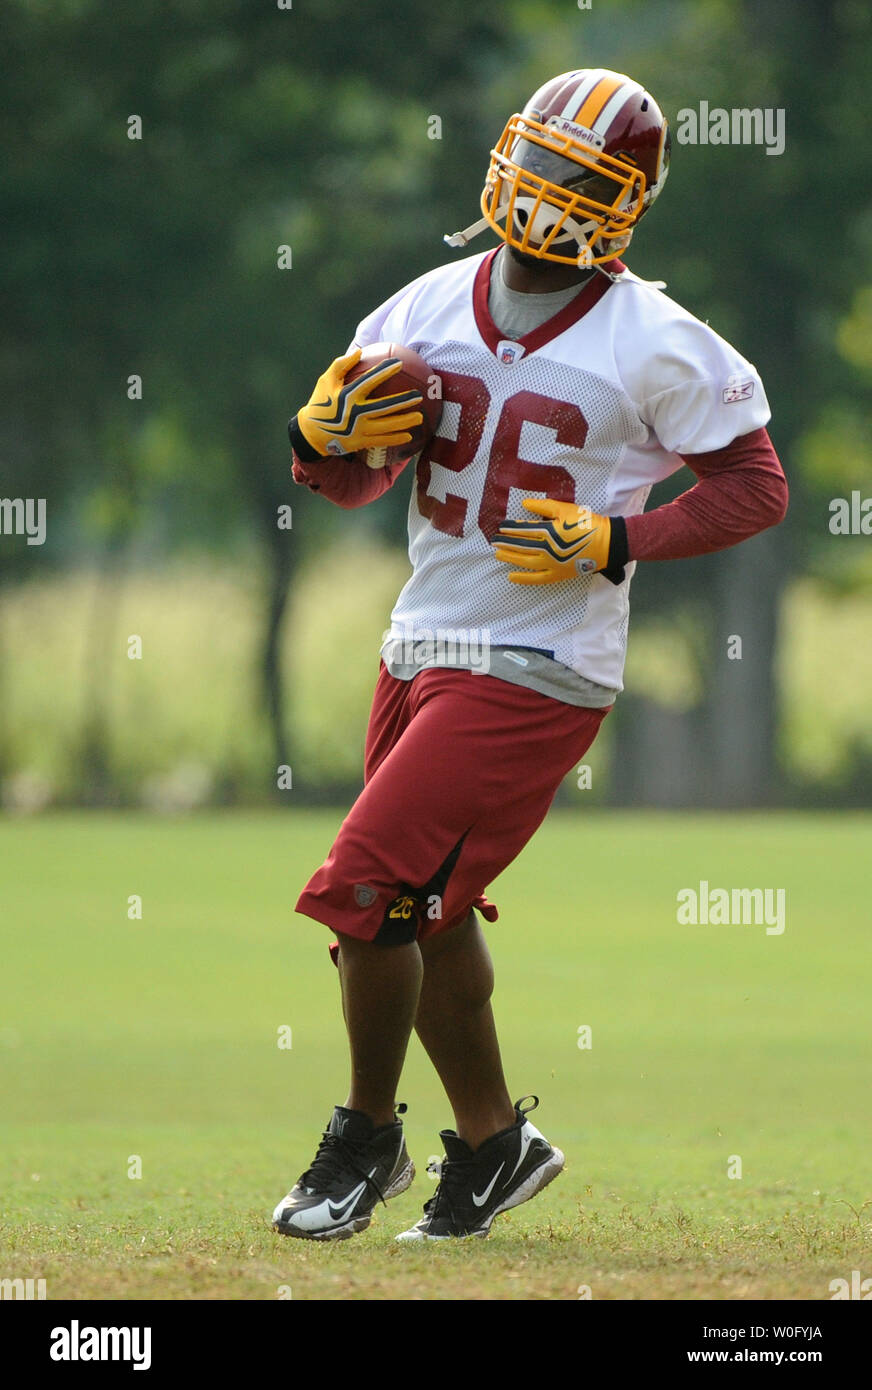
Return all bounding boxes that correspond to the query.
[592,80,642,138]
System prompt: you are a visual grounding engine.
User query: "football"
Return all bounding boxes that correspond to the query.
[345,342,442,469]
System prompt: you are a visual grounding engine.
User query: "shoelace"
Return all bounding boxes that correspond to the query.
[422,1156,475,1227]
[298,1131,388,1205]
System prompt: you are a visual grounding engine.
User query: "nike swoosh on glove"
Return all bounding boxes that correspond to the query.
[491,498,629,586]
[289,348,423,460]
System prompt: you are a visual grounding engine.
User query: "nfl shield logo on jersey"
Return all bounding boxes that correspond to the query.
[498,340,526,365]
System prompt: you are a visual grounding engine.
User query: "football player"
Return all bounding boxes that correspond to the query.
[272,69,788,1242]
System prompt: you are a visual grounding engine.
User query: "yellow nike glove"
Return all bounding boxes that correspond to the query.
[492,498,628,586]
[291,348,423,459]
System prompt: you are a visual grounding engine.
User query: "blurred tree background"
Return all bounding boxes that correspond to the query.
[1,0,870,811]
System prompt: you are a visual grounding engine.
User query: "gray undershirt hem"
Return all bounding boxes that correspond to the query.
[380,638,617,709]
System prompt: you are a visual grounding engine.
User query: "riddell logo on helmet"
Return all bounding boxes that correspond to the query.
[545,116,606,151]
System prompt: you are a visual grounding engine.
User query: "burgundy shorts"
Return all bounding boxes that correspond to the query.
[295,662,610,947]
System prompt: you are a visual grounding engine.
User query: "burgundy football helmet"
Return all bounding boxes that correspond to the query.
[445,68,670,267]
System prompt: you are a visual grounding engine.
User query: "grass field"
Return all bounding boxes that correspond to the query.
[1,811,869,1301]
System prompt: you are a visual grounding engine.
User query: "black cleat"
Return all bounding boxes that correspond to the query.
[395,1096,563,1242]
[272,1104,414,1241]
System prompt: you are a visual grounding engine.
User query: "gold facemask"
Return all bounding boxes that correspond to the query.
[481,113,648,267]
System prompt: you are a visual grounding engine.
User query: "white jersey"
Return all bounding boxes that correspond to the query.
[351,249,770,693]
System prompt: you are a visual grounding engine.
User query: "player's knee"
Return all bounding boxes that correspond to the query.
[466,957,495,1010]
[422,912,495,1008]
[456,955,495,1011]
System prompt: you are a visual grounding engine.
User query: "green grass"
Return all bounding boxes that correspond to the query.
[1,811,870,1300]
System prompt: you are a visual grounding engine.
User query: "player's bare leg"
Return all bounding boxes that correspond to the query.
[398,908,564,1241]
[272,931,420,1240]
[415,909,515,1150]
[335,931,423,1126]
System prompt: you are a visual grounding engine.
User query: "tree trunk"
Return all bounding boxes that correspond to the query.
[704,531,786,806]
[261,525,294,794]
[79,550,126,805]
[609,696,708,808]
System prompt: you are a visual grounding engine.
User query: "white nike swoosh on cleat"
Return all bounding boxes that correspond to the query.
[326,1175,371,1222]
[471,1161,505,1207]
[275,1167,377,1231]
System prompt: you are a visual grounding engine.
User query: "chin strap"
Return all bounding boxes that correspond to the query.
[443,209,505,248]
[597,263,667,289]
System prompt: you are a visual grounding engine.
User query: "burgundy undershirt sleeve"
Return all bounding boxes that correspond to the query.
[624,426,788,563]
